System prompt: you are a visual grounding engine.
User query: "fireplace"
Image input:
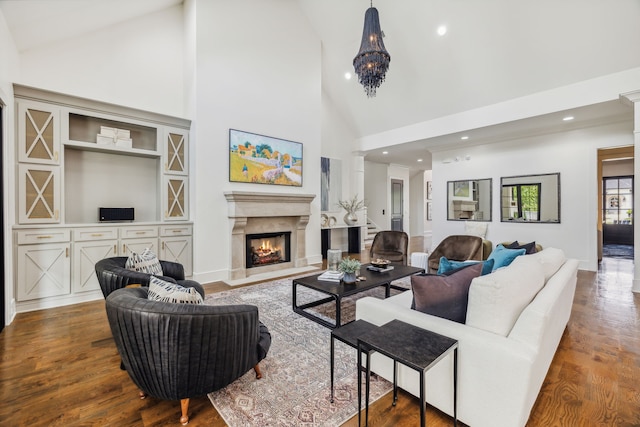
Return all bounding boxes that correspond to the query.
[246,232,291,268]
[225,191,315,281]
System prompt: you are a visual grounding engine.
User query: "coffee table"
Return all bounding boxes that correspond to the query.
[292,263,424,329]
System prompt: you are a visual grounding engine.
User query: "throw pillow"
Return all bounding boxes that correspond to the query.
[464,221,488,239]
[411,262,483,323]
[506,241,538,255]
[437,256,495,276]
[125,247,163,275]
[147,276,204,304]
[487,244,525,271]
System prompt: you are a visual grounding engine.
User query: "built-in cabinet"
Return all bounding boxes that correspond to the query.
[13,85,192,311]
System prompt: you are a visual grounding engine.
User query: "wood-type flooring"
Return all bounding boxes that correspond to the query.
[0,249,638,426]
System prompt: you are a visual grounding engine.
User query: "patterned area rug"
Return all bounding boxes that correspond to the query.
[206,275,411,426]
[602,244,634,260]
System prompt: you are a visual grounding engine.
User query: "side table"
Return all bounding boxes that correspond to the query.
[329,319,379,403]
[357,319,458,427]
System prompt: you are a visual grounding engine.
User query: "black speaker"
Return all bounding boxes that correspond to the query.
[99,207,135,222]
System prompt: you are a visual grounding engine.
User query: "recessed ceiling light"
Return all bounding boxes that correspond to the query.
[344,72,352,80]
[417,158,423,162]
[461,136,469,140]
[563,116,574,121]
[382,151,389,155]
[437,25,447,36]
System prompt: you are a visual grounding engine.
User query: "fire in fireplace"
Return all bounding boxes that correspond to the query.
[246,231,291,268]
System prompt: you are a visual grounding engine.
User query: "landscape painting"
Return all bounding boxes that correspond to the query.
[229,129,303,187]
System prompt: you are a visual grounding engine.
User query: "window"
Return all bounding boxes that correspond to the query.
[603,176,633,225]
[502,183,541,221]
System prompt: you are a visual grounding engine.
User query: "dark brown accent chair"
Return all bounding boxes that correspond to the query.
[427,235,485,272]
[105,287,271,425]
[370,230,409,265]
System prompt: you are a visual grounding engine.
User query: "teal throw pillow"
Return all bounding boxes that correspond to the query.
[488,244,526,271]
[437,257,495,276]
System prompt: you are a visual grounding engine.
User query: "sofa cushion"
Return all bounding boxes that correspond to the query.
[466,258,545,336]
[506,240,538,254]
[511,247,566,281]
[148,276,204,304]
[437,257,495,276]
[125,248,163,276]
[411,262,483,323]
[487,244,525,271]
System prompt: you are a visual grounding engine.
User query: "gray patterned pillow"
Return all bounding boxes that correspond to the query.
[125,248,163,275]
[147,276,203,304]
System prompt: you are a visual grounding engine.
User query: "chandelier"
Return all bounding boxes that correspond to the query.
[353,2,390,97]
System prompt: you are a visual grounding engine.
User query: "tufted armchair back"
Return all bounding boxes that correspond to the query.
[105,287,270,424]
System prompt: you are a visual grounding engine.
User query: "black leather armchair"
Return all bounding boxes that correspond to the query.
[105,287,271,425]
[95,256,204,299]
[370,230,409,265]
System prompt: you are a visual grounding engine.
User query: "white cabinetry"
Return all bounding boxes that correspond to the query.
[13,85,193,312]
[15,229,71,302]
[159,225,193,276]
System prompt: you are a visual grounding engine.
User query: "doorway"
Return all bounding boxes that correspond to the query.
[0,103,4,332]
[598,147,634,261]
[391,179,403,231]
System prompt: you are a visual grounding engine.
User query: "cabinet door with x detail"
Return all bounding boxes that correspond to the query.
[18,164,61,224]
[17,101,60,165]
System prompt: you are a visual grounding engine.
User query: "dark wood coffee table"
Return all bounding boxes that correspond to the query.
[292,263,424,329]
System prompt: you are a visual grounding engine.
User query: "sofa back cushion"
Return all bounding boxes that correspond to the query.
[466,256,546,336]
[513,247,566,281]
[411,262,483,323]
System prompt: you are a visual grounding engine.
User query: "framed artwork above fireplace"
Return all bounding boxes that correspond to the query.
[229,129,303,187]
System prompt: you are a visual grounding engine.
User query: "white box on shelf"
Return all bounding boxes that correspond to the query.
[116,129,130,139]
[115,138,132,149]
[100,126,117,138]
[97,134,115,145]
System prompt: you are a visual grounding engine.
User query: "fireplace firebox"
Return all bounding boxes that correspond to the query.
[246,232,291,269]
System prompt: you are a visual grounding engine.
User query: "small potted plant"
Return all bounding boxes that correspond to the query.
[338,257,361,284]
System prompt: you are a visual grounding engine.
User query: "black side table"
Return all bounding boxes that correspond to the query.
[329,319,380,403]
[357,319,458,427]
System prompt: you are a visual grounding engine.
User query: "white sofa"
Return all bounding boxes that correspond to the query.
[355,247,579,427]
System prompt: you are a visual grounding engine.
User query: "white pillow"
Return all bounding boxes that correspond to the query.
[465,221,488,239]
[512,247,566,281]
[466,258,545,336]
[147,276,203,304]
[125,248,163,276]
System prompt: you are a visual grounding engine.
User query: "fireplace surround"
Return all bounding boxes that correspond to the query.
[225,191,315,280]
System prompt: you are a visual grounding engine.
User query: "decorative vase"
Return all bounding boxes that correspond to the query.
[343,211,358,226]
[342,272,357,284]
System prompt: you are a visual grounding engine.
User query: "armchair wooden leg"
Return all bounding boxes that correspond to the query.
[180,398,190,425]
[254,363,263,379]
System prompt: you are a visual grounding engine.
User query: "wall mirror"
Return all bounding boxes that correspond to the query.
[500,173,560,223]
[447,178,492,221]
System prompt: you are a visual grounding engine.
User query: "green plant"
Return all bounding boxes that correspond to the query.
[337,194,366,213]
[338,256,361,274]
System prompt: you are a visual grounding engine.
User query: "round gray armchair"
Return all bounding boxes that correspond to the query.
[95,256,204,299]
[105,287,271,425]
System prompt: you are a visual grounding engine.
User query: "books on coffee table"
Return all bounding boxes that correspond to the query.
[318,270,344,282]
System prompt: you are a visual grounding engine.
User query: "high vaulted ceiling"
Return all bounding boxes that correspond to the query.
[2,0,639,171]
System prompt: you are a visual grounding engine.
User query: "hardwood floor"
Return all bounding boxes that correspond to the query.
[0,244,638,426]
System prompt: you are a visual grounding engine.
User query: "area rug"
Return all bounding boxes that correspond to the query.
[602,244,634,260]
[206,275,411,426]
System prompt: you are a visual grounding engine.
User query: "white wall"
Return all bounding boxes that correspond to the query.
[0,8,20,325]
[431,120,633,271]
[191,0,322,282]
[409,172,424,237]
[18,6,185,118]
[603,158,633,176]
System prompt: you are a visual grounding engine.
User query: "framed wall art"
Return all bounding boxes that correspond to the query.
[229,129,303,187]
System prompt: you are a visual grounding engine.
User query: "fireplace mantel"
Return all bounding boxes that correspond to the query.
[224,191,316,281]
